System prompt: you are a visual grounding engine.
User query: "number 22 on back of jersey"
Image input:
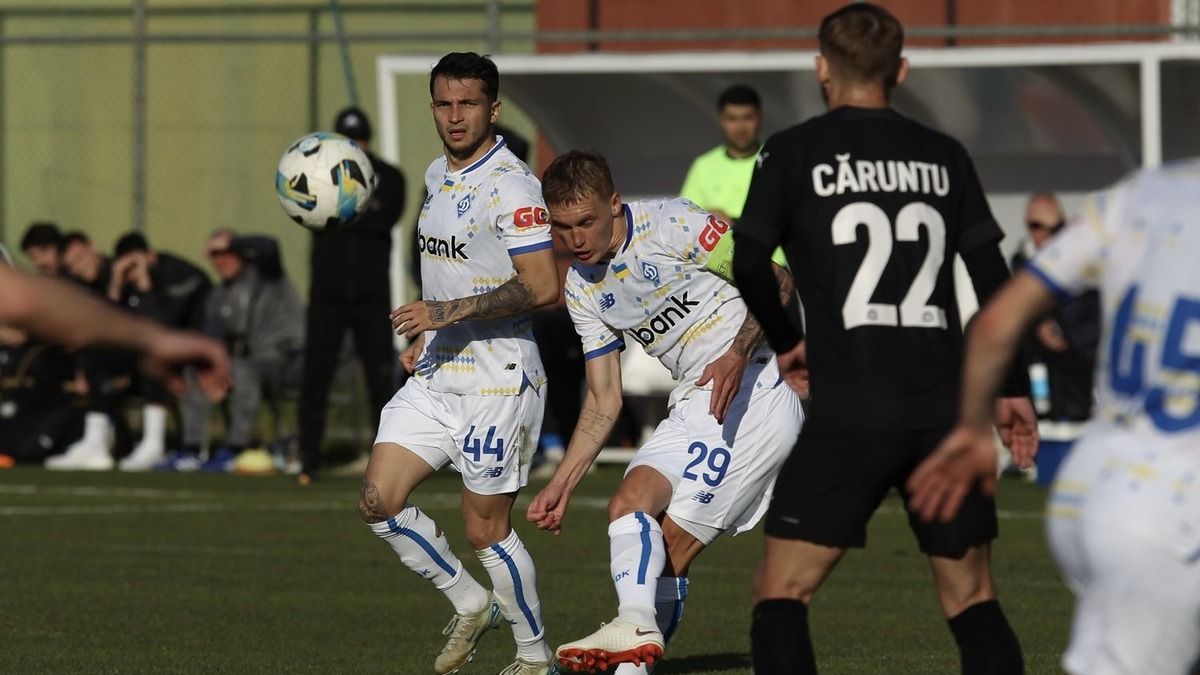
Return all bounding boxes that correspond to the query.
[832,201,948,330]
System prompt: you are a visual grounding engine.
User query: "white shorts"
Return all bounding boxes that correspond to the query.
[1047,427,1200,675]
[627,355,804,545]
[374,376,544,496]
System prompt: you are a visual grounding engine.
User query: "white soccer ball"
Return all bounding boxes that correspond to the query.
[275,132,377,230]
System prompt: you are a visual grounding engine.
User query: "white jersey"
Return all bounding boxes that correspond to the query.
[415,137,552,396]
[1028,161,1200,442]
[564,198,753,406]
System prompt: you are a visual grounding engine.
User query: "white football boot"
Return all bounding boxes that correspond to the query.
[555,620,664,672]
[119,405,168,471]
[433,593,503,675]
[498,658,557,675]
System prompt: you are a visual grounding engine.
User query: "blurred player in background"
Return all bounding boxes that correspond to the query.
[528,150,802,673]
[731,4,1035,673]
[909,165,1200,674]
[360,52,559,675]
[297,105,405,483]
[680,84,763,225]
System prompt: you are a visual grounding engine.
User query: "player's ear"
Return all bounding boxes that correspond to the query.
[815,54,830,86]
[610,192,622,216]
[895,57,910,87]
[490,99,501,123]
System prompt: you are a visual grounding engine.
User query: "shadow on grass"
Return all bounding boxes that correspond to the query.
[655,652,752,674]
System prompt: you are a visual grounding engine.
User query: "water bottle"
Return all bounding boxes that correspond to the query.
[1028,362,1051,415]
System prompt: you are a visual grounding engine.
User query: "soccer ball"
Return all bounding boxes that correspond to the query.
[275,132,377,229]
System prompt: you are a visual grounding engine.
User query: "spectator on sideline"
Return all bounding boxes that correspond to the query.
[45,231,124,470]
[19,222,63,276]
[298,106,405,483]
[1010,193,1101,422]
[104,231,212,471]
[174,230,305,473]
[680,84,764,224]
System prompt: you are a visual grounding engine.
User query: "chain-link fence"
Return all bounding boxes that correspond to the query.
[0,0,537,290]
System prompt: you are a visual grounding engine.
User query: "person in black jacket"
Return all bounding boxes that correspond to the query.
[299,106,405,481]
[105,232,212,471]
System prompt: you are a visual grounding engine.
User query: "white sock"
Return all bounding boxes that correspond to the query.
[138,404,168,451]
[609,512,666,628]
[82,412,112,445]
[477,529,550,663]
[369,505,489,615]
[614,576,689,675]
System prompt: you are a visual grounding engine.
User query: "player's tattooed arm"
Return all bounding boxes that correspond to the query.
[425,275,538,324]
[730,263,793,358]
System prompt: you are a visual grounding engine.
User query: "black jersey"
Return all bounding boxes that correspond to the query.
[737,106,1003,432]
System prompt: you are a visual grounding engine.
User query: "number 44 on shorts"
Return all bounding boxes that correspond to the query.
[462,425,505,462]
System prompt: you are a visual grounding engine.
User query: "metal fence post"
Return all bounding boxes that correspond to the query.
[308,8,320,133]
[131,0,147,233]
[486,0,501,54]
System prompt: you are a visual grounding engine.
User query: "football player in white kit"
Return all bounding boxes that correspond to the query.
[359,53,560,675]
[909,163,1200,674]
[526,150,804,673]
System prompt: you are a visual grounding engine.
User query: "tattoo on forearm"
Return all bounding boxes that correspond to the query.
[732,311,765,357]
[774,265,796,308]
[425,276,536,326]
[576,406,615,449]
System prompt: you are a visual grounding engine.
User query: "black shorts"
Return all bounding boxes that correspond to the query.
[764,426,998,559]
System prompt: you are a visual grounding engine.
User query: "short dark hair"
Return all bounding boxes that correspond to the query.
[541,150,615,207]
[819,3,904,88]
[20,221,62,251]
[334,106,372,142]
[717,85,761,111]
[59,230,91,253]
[429,52,500,102]
[114,231,150,258]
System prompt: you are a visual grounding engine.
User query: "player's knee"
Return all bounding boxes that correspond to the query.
[752,561,817,604]
[358,480,393,524]
[463,519,508,550]
[606,491,645,522]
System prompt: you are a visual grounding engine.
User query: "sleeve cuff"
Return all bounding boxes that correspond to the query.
[1024,262,1073,302]
[507,240,553,257]
[584,340,625,360]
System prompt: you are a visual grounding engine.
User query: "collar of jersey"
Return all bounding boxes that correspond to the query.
[449,136,507,177]
[619,202,634,254]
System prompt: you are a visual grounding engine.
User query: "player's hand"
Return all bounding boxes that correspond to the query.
[995,397,1039,469]
[906,424,997,523]
[140,329,231,402]
[526,481,572,535]
[400,333,425,375]
[390,301,451,340]
[776,340,809,399]
[696,350,749,424]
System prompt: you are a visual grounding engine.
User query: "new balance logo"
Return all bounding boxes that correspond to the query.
[630,292,700,347]
[599,292,616,312]
[418,233,469,260]
[482,466,504,478]
[692,491,715,504]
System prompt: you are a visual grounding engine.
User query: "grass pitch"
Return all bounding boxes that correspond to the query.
[0,466,1070,674]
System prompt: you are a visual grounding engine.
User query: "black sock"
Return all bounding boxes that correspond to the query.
[751,599,817,675]
[947,600,1024,675]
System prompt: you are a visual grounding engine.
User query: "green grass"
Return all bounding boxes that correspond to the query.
[0,467,1071,674]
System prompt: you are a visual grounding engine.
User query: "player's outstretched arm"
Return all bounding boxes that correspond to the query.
[527,348,623,535]
[390,247,559,339]
[908,271,1056,521]
[0,265,230,401]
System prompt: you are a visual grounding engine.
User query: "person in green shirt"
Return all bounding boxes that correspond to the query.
[680,84,763,224]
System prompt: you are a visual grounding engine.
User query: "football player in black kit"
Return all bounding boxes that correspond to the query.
[731,4,1038,674]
